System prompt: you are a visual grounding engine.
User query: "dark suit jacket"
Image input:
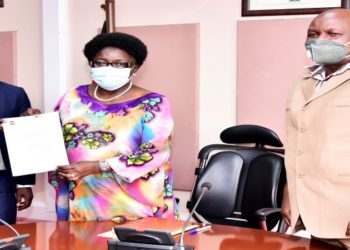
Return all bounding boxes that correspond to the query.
[0,81,36,185]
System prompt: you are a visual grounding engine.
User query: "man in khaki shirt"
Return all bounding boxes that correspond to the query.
[282,8,350,249]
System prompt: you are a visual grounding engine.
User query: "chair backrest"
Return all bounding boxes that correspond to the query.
[187,125,286,230]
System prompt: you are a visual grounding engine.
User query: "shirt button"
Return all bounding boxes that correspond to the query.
[299,127,305,133]
[297,150,303,155]
[297,173,305,178]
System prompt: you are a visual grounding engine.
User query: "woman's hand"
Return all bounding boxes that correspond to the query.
[281,184,291,227]
[57,161,100,181]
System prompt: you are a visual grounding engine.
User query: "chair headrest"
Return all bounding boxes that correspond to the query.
[220,125,283,147]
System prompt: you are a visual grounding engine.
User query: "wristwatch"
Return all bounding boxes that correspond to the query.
[99,160,111,172]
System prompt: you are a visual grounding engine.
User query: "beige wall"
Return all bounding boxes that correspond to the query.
[237,18,313,143]
[0,1,240,177]
[1,0,321,220]
[0,0,43,109]
[69,0,239,149]
[0,31,16,83]
[0,1,317,162]
[68,0,240,190]
[1,0,242,220]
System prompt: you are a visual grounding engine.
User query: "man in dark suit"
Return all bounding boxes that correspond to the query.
[0,81,39,224]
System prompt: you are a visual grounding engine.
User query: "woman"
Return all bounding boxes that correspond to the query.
[49,32,176,222]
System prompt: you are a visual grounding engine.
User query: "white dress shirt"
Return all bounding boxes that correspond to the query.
[0,148,32,187]
[309,62,350,91]
[0,150,5,170]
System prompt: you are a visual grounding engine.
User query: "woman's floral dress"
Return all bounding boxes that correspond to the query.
[49,85,176,222]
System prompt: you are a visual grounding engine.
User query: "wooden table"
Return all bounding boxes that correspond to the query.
[0,220,342,249]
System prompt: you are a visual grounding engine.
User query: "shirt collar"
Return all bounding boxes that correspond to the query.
[305,62,350,81]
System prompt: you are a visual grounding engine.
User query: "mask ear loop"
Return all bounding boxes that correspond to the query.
[343,41,350,59]
[306,49,312,59]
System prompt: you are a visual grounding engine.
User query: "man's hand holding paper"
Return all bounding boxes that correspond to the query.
[0,108,41,132]
[2,111,68,176]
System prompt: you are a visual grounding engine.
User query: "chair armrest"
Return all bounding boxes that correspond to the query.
[256,207,281,220]
[255,208,287,232]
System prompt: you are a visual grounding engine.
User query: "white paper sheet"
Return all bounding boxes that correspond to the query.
[97,230,117,239]
[2,111,69,176]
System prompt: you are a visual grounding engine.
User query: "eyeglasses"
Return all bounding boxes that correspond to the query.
[91,60,134,68]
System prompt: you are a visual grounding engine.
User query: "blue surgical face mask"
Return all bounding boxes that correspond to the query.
[91,67,132,91]
[305,39,350,65]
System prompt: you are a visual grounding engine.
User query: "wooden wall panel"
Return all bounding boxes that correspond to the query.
[0,31,16,84]
[118,24,199,190]
[237,18,313,143]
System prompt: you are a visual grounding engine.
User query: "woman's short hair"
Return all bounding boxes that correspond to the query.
[83,32,148,66]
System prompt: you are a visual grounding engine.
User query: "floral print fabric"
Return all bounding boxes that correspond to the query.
[49,85,176,221]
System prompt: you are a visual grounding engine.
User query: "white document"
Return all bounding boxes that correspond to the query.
[97,230,117,239]
[2,111,69,176]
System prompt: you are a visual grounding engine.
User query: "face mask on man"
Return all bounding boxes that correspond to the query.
[91,67,132,91]
[305,39,350,65]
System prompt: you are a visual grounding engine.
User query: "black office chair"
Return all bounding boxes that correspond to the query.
[186,124,286,231]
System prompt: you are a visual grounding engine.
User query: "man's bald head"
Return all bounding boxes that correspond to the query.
[309,8,350,34]
[306,8,350,67]
[314,8,350,22]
